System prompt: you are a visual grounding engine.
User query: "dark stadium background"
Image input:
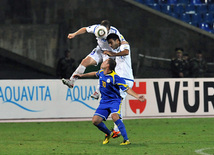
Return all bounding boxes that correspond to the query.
[0,0,214,79]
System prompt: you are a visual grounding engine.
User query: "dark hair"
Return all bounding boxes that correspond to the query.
[100,20,110,29]
[197,50,202,54]
[106,33,120,41]
[175,47,184,52]
[64,49,71,56]
[108,58,116,71]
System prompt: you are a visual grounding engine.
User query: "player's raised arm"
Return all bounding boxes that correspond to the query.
[67,27,87,39]
[126,88,146,102]
[73,71,97,79]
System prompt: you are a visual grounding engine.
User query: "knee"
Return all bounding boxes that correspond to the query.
[92,119,98,126]
[80,58,88,67]
[81,56,96,67]
[92,116,101,126]
[111,113,119,122]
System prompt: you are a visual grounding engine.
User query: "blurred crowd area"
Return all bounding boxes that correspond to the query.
[0,0,214,79]
[136,48,214,78]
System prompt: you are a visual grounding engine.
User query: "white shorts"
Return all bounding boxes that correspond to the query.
[120,79,134,99]
[88,46,110,65]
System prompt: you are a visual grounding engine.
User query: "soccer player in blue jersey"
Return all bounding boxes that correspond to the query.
[73,58,146,145]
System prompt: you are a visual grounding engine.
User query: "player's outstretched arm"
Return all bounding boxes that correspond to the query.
[67,27,87,39]
[73,72,97,79]
[126,88,146,102]
[103,49,129,57]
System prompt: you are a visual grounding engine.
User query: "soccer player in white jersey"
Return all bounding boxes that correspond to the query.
[92,33,134,138]
[62,20,126,88]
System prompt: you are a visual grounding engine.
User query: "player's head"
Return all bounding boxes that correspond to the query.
[106,33,120,50]
[175,47,183,59]
[108,58,116,71]
[64,49,71,58]
[100,20,110,31]
[101,58,116,71]
[196,50,203,60]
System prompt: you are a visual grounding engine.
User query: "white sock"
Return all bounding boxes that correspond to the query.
[114,119,123,132]
[70,64,86,83]
[95,81,100,94]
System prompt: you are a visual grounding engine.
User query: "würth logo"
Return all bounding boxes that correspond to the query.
[129,82,146,114]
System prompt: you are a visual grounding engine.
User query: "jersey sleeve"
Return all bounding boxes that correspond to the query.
[114,74,129,91]
[120,44,130,51]
[118,34,126,42]
[96,69,103,77]
[86,24,99,34]
[109,26,126,42]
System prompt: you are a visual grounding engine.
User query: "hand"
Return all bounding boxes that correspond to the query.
[138,94,146,102]
[67,33,76,39]
[179,72,184,78]
[103,51,114,56]
[73,74,81,78]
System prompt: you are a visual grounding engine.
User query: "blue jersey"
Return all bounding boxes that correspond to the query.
[96,69,129,101]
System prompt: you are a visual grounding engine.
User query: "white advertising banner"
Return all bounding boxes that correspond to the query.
[0,78,214,119]
[0,79,100,119]
[125,78,214,117]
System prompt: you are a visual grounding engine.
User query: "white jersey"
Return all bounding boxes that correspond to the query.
[86,24,126,51]
[114,44,134,81]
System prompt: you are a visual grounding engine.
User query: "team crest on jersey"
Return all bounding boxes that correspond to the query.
[107,79,110,83]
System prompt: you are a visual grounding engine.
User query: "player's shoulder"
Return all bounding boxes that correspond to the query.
[98,69,104,74]
[86,24,99,32]
[120,43,130,49]
[108,70,117,75]
[107,70,119,78]
[109,26,119,34]
[96,69,104,76]
[110,71,122,80]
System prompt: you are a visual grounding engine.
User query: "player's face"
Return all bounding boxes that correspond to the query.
[100,59,109,69]
[108,39,119,49]
[176,52,182,59]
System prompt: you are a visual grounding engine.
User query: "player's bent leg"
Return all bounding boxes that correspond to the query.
[112,125,121,138]
[91,91,100,100]
[103,132,113,144]
[62,78,74,88]
[91,82,100,100]
[120,140,131,145]
[81,56,97,67]
[62,64,86,88]
[92,115,113,144]
[111,114,121,138]
[62,56,97,88]
[111,113,131,145]
[92,115,103,126]
[70,56,97,81]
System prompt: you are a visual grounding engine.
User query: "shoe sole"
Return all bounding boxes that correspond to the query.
[91,96,99,100]
[120,143,131,145]
[120,142,131,145]
[62,79,73,88]
[103,132,114,144]
[113,135,120,138]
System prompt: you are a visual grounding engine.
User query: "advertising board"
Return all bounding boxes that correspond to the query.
[0,78,213,119]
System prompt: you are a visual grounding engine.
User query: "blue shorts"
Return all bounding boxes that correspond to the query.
[94,99,122,121]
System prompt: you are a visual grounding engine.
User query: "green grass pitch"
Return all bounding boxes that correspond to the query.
[0,118,213,155]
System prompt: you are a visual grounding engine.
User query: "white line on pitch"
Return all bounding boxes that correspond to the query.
[195,148,214,155]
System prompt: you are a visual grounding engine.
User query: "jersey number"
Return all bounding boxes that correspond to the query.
[102,81,106,88]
